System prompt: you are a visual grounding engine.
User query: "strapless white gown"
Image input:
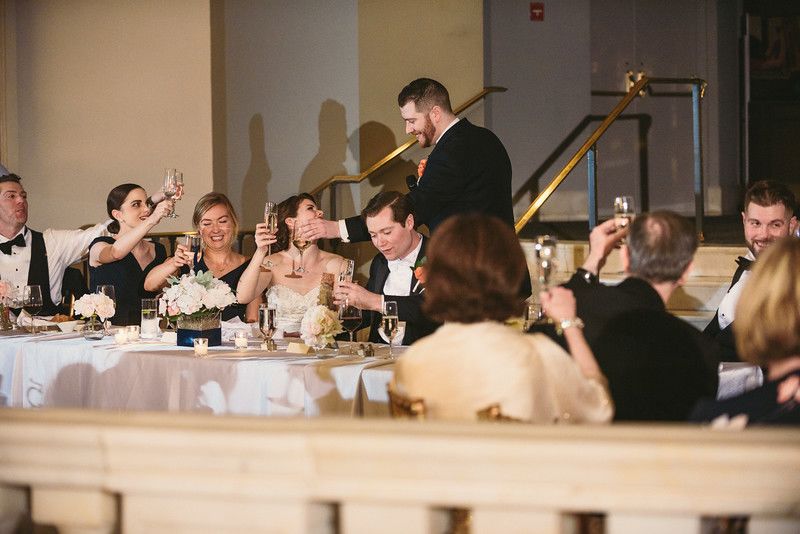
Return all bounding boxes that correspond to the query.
[266,284,321,334]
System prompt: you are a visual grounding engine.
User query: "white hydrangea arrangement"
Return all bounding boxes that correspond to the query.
[73,293,116,321]
[300,305,343,348]
[159,270,236,320]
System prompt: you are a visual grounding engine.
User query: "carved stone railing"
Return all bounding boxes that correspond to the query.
[0,408,798,533]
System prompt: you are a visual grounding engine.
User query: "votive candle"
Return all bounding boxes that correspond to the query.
[126,325,140,341]
[234,331,249,350]
[114,328,128,344]
[193,337,209,356]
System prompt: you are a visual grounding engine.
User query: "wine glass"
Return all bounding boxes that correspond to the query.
[185,234,202,269]
[264,201,277,271]
[162,168,179,218]
[338,303,362,355]
[613,196,635,230]
[258,303,277,351]
[382,300,399,357]
[291,223,311,275]
[23,285,43,334]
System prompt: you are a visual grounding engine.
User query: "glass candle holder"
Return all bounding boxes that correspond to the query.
[126,325,140,342]
[234,331,249,350]
[193,337,209,356]
[114,328,128,344]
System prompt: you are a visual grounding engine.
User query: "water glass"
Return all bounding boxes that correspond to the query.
[140,298,159,340]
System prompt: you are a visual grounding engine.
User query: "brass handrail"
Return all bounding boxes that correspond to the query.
[309,86,508,197]
[514,76,707,234]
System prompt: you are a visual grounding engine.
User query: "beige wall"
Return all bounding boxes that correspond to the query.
[5,0,213,232]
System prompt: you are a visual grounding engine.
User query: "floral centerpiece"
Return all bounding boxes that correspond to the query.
[300,304,342,357]
[159,270,236,347]
[73,293,116,339]
[0,280,16,331]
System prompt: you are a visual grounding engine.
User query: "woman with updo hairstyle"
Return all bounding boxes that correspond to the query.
[145,192,256,321]
[237,193,345,336]
[89,183,173,325]
[691,237,800,425]
[393,213,612,423]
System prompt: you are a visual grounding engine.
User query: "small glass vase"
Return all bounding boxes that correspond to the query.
[312,338,339,359]
[0,304,13,331]
[82,315,105,340]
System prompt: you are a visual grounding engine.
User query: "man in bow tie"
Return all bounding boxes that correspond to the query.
[704,180,798,361]
[0,166,111,315]
[334,191,438,346]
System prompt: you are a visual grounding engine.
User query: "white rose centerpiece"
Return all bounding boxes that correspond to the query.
[159,270,237,347]
[73,293,116,339]
[300,304,343,358]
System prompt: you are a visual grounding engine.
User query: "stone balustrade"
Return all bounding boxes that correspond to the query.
[0,408,798,533]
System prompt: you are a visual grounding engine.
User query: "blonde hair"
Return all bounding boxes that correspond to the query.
[735,237,800,365]
[192,192,239,248]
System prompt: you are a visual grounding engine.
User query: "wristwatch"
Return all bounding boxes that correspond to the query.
[556,317,585,336]
[575,268,598,285]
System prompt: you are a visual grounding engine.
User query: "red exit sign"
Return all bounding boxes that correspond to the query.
[530,2,544,22]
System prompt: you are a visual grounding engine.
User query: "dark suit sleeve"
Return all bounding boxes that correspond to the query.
[407,150,464,227]
[343,215,370,243]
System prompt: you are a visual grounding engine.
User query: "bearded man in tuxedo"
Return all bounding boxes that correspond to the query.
[703,180,798,361]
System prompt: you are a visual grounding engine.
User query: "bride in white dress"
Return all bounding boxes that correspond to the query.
[237,193,344,335]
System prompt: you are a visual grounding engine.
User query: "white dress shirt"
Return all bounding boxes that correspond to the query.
[379,234,423,345]
[716,250,754,330]
[0,221,111,305]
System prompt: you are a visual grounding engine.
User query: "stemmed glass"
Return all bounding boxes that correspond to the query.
[162,168,179,218]
[170,171,184,218]
[338,258,355,283]
[338,302,362,355]
[382,300,399,357]
[185,234,202,269]
[258,303,277,351]
[290,223,311,275]
[264,201,277,271]
[613,196,635,230]
[23,285,43,334]
[532,235,558,327]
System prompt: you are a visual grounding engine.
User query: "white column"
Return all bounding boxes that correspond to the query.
[472,507,564,534]
[607,512,702,534]
[31,488,116,534]
[341,502,444,534]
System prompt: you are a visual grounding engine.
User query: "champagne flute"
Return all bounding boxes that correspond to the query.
[338,258,355,283]
[258,303,277,351]
[382,300,399,357]
[185,234,202,269]
[23,285,43,334]
[338,303,362,355]
[613,195,635,230]
[291,223,311,275]
[264,201,277,271]
[170,170,184,219]
[162,169,179,218]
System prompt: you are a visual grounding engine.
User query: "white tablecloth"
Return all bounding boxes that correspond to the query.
[0,331,401,417]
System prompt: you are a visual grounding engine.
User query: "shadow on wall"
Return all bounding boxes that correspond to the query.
[301,99,348,202]
[241,114,271,229]
[357,120,418,197]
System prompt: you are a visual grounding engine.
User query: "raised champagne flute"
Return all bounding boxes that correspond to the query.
[614,195,635,230]
[382,300,399,357]
[264,201,277,271]
[168,170,184,218]
[532,235,558,327]
[23,285,43,334]
[291,223,311,275]
[338,258,355,283]
[258,303,277,351]
[185,234,202,270]
[162,168,179,218]
[338,302,362,355]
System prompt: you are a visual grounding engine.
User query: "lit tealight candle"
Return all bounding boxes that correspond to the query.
[193,337,209,356]
[126,325,140,342]
[234,331,249,350]
[114,328,128,344]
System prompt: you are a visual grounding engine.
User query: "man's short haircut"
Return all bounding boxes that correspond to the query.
[397,78,453,114]
[0,173,22,184]
[362,191,415,225]
[744,180,797,215]
[627,210,698,283]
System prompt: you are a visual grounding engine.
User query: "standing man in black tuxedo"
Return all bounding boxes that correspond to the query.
[703,180,797,361]
[333,191,438,345]
[303,77,528,294]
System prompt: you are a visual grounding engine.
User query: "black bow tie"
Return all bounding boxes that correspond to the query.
[0,234,25,255]
[735,256,753,270]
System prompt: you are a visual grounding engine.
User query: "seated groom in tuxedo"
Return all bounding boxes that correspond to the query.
[703,180,797,361]
[334,191,438,345]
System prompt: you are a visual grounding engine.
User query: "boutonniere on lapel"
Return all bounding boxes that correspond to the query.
[411,256,427,293]
[417,158,427,179]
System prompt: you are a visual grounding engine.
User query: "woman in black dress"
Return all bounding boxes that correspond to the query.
[691,237,800,426]
[145,193,255,321]
[89,184,173,325]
